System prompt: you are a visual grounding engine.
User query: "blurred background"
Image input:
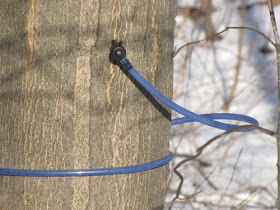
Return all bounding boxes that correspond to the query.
[166,0,280,209]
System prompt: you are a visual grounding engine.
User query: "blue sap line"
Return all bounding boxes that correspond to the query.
[121,58,258,132]
[0,55,259,177]
[0,152,173,177]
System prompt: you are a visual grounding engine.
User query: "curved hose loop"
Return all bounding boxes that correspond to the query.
[119,57,259,132]
[0,43,259,177]
[0,44,174,177]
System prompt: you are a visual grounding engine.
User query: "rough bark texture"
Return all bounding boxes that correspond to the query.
[0,0,176,209]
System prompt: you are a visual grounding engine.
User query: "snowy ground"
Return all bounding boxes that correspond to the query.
[166,0,279,209]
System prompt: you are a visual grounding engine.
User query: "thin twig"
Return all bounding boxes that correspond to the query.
[231,188,258,209]
[196,167,219,191]
[172,28,228,57]
[168,125,276,209]
[226,26,276,47]
[218,148,243,208]
[173,26,276,57]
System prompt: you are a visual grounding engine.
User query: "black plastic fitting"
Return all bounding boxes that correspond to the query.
[112,46,126,61]
[109,40,127,66]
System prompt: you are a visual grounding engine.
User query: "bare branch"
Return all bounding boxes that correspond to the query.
[173,26,276,57]
[226,26,276,47]
[172,28,228,57]
[218,148,243,207]
[168,125,275,209]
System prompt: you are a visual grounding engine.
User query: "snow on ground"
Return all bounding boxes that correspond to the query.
[166,0,279,209]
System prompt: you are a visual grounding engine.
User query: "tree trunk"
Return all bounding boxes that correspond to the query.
[0,0,176,209]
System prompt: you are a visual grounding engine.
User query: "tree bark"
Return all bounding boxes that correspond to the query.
[0,0,176,209]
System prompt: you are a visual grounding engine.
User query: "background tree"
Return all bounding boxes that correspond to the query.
[0,0,176,209]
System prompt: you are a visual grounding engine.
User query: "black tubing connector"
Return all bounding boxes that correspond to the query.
[112,47,126,61]
[109,40,126,66]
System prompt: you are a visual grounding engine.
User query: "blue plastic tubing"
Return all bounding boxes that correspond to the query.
[0,57,258,177]
[120,58,259,132]
[0,152,173,177]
